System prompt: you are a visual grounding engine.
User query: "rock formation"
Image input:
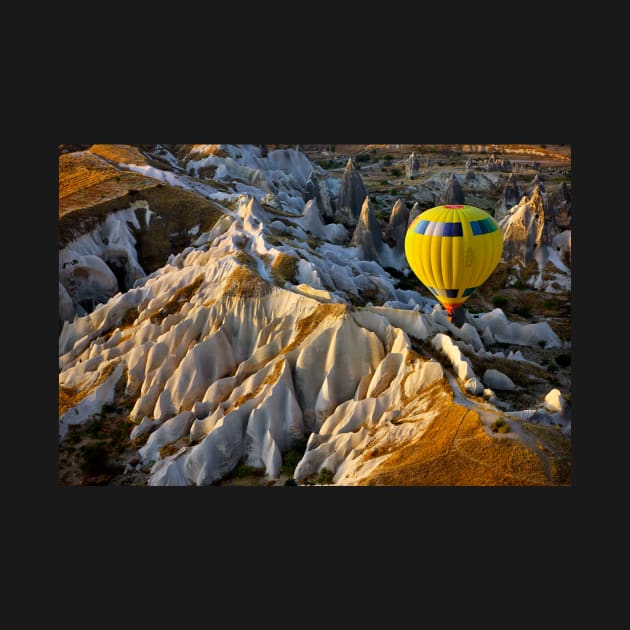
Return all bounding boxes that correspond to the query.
[336,158,368,228]
[385,199,409,247]
[406,152,420,179]
[408,201,422,227]
[58,143,572,488]
[527,174,545,197]
[547,181,571,229]
[500,185,551,265]
[304,170,334,221]
[351,196,384,262]
[438,173,465,205]
[495,173,522,219]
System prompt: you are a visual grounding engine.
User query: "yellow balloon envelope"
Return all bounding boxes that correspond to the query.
[404,204,503,314]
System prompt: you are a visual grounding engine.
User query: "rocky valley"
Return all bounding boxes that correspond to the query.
[58,143,571,486]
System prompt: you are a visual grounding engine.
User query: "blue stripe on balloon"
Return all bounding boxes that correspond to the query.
[470,218,498,235]
[414,221,463,237]
[414,220,430,234]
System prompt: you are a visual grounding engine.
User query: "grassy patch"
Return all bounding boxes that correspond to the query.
[230,462,266,479]
[159,437,190,459]
[492,295,508,308]
[282,303,346,354]
[61,411,133,485]
[58,361,120,416]
[235,250,257,269]
[223,266,271,298]
[224,361,283,415]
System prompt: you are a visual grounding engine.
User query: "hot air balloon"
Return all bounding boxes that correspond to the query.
[404,204,503,321]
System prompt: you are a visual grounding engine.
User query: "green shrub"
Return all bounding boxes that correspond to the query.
[512,279,527,290]
[390,167,402,177]
[383,154,393,161]
[355,153,370,163]
[317,159,337,170]
[65,426,82,445]
[492,295,508,308]
[543,299,558,310]
[379,179,388,186]
[316,467,334,485]
[555,353,571,368]
[79,443,109,475]
[280,450,302,477]
[390,188,398,196]
[231,462,265,479]
[490,418,510,434]
[84,416,105,439]
[513,304,532,318]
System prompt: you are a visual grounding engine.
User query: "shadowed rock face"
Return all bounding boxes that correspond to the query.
[385,199,409,261]
[385,198,409,249]
[495,173,522,219]
[304,170,334,221]
[438,173,465,205]
[336,158,368,227]
[501,185,551,264]
[547,181,571,229]
[408,201,422,227]
[504,173,521,205]
[351,196,384,261]
[406,152,420,179]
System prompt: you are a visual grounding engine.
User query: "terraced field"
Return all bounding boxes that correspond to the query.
[59,150,156,215]
[89,144,148,166]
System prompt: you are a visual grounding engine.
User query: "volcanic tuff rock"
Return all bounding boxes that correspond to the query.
[495,173,522,219]
[336,158,368,228]
[351,196,384,262]
[438,173,465,205]
[406,151,420,179]
[304,169,334,221]
[385,199,409,247]
[500,185,550,265]
[546,181,571,229]
[58,144,572,487]
[527,174,545,197]
[464,158,476,183]
[58,148,224,323]
[408,201,421,227]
